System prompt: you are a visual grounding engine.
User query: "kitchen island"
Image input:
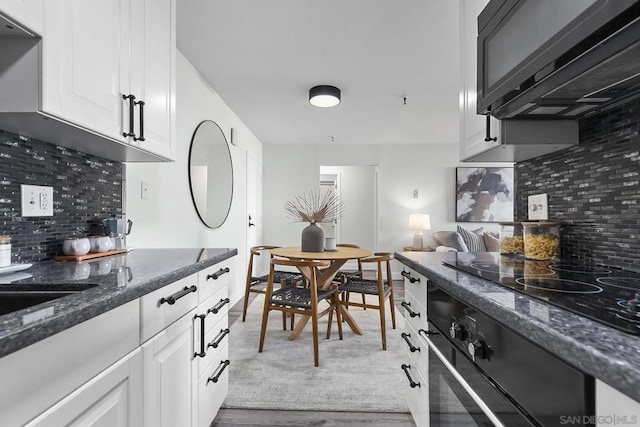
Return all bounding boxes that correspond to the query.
[0,247,236,427]
[395,251,640,424]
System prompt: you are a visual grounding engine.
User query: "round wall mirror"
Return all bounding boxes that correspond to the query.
[188,120,233,228]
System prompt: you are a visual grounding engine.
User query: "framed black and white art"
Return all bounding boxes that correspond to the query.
[455,167,514,222]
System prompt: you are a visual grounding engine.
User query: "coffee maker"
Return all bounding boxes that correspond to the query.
[103,216,133,249]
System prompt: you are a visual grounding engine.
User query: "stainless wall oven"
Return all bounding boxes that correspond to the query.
[421,283,595,426]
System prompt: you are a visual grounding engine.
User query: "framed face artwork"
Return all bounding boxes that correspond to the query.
[456,167,514,222]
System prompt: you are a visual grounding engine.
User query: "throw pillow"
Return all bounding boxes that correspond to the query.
[433,231,469,252]
[483,231,500,252]
[457,225,487,252]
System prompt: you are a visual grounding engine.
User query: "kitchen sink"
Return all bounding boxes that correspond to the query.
[0,283,99,316]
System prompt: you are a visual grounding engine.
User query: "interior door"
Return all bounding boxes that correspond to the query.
[246,152,262,275]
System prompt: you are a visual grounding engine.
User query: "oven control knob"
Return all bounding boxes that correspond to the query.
[449,323,468,341]
[628,299,639,313]
[468,340,492,360]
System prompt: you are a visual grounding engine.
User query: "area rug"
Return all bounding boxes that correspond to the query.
[222,295,410,413]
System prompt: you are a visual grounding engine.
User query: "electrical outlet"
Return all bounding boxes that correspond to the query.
[21,184,53,217]
[528,193,548,220]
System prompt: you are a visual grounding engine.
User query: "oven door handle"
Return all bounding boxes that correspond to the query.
[419,330,505,427]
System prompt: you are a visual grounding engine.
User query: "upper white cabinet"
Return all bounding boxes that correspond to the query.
[0,0,42,35]
[0,0,175,162]
[42,0,175,160]
[459,0,500,162]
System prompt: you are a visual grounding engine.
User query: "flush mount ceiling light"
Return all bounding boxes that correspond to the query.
[309,85,341,108]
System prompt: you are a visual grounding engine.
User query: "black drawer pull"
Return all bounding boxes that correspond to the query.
[208,328,230,349]
[160,285,197,306]
[134,100,145,141]
[401,271,420,283]
[194,314,207,358]
[484,115,497,142]
[207,360,230,384]
[401,332,420,352]
[122,94,135,138]
[401,301,420,318]
[208,298,230,314]
[418,328,439,337]
[401,364,421,388]
[207,267,230,280]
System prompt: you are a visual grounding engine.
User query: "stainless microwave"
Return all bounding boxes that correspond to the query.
[477,0,640,120]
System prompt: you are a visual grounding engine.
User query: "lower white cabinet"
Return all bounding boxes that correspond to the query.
[401,267,429,427]
[142,308,196,427]
[25,348,143,427]
[596,380,640,426]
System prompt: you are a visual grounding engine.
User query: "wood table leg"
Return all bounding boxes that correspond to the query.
[288,314,310,340]
[339,306,364,335]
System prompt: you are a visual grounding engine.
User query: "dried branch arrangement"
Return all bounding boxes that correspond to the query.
[284,189,344,223]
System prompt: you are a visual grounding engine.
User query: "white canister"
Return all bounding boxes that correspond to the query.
[0,236,11,267]
[62,237,91,256]
[89,235,113,253]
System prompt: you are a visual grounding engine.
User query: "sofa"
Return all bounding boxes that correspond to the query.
[433,225,499,253]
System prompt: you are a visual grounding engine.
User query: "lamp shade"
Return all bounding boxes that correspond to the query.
[309,85,341,108]
[409,214,431,230]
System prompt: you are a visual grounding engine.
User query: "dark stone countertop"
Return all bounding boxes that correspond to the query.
[0,248,237,358]
[395,251,640,403]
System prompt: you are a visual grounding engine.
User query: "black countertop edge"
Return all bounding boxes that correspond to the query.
[0,248,238,358]
[394,251,640,403]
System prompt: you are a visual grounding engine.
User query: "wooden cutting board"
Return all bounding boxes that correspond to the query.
[54,249,129,261]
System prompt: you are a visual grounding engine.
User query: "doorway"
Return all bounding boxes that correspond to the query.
[320,165,378,269]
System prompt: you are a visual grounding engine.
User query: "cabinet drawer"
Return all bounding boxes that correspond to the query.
[403,267,427,306]
[401,349,429,427]
[401,321,428,376]
[140,274,198,343]
[195,344,229,427]
[402,295,427,334]
[193,294,229,377]
[198,260,232,303]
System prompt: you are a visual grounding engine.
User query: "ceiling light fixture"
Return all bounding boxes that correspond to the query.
[309,85,341,108]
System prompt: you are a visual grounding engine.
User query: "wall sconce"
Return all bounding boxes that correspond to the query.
[409,214,430,249]
[309,85,341,108]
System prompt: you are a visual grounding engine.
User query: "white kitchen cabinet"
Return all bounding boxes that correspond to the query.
[401,267,429,426]
[0,300,140,427]
[41,0,175,160]
[25,348,143,427]
[0,0,42,35]
[142,308,196,427]
[459,0,500,162]
[596,379,640,426]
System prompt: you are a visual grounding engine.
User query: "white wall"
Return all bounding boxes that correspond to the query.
[263,143,504,273]
[125,51,263,305]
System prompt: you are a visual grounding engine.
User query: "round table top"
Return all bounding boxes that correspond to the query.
[270,246,372,260]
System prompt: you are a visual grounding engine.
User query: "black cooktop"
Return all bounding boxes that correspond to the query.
[443,253,640,335]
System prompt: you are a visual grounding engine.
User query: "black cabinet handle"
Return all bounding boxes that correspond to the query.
[401,364,421,388]
[208,298,230,314]
[401,332,420,352]
[208,328,230,349]
[207,360,230,384]
[134,100,145,141]
[159,285,197,306]
[401,271,420,283]
[207,267,230,280]
[484,115,497,142]
[401,301,420,318]
[122,94,136,138]
[194,314,207,357]
[418,328,439,337]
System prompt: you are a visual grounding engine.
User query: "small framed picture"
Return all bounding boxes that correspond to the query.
[456,167,514,222]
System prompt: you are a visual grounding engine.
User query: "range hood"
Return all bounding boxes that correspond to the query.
[477,0,640,120]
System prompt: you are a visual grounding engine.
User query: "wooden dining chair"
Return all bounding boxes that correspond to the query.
[242,245,304,322]
[332,243,367,308]
[259,258,343,367]
[338,252,396,350]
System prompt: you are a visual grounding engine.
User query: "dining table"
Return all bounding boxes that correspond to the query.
[269,245,373,340]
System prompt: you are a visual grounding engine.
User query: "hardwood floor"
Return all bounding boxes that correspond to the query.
[213,276,416,427]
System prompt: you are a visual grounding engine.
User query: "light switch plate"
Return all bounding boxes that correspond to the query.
[21,184,53,217]
[528,193,548,220]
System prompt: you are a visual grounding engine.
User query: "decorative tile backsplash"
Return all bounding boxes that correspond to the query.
[0,130,123,263]
[515,98,640,272]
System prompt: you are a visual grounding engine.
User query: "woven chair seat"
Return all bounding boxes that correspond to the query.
[339,278,391,296]
[271,285,337,309]
[333,270,360,281]
[252,270,304,287]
